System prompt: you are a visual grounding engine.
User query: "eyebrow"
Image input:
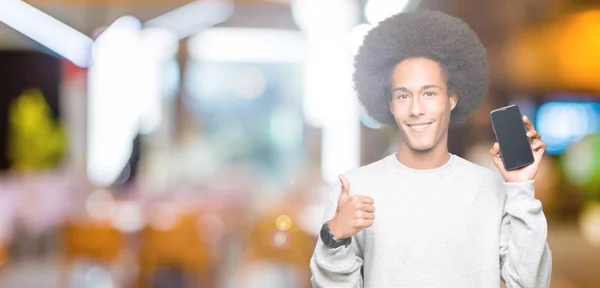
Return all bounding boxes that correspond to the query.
[392,84,441,93]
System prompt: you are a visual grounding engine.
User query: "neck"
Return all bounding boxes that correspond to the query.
[395,136,451,170]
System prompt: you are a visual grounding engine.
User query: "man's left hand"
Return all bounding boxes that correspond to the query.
[489,115,546,183]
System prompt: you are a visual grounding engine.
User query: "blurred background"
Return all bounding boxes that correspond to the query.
[0,0,599,287]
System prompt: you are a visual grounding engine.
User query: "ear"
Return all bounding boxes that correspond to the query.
[449,94,458,111]
[389,100,394,115]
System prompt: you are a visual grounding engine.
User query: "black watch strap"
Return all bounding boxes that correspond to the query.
[320,220,351,249]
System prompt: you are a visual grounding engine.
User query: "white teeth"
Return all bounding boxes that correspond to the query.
[407,123,431,132]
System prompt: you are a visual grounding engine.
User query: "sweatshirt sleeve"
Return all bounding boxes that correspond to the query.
[310,181,364,288]
[499,179,553,288]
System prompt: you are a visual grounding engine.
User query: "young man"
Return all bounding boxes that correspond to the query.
[310,10,552,288]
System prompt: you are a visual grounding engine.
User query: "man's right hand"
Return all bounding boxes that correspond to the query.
[328,175,376,240]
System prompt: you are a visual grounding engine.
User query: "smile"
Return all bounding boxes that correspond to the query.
[406,122,433,132]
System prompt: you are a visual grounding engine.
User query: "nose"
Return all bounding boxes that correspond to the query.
[410,96,425,116]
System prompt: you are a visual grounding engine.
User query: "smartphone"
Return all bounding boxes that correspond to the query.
[489,105,534,171]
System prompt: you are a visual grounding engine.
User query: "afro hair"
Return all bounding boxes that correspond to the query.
[353,10,489,126]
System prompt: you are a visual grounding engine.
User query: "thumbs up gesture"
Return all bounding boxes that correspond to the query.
[328,175,376,240]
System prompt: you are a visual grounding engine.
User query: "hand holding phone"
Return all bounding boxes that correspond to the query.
[489,105,546,182]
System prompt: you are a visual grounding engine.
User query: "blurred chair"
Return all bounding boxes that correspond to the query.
[59,220,126,287]
[236,210,315,288]
[137,212,213,288]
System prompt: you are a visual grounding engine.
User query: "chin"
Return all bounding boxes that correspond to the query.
[407,141,436,152]
[398,121,441,152]
[399,130,435,151]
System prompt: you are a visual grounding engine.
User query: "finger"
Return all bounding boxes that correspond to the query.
[523,115,535,132]
[489,142,500,156]
[361,204,376,213]
[526,130,541,141]
[489,142,506,172]
[533,140,546,151]
[358,219,374,228]
[539,141,547,152]
[362,212,375,220]
[338,175,350,199]
[354,196,374,205]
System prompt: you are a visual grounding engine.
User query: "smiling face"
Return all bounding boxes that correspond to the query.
[389,57,458,152]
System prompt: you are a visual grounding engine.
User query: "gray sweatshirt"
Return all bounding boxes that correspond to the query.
[310,153,552,288]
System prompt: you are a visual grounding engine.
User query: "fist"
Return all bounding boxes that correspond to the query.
[328,175,375,240]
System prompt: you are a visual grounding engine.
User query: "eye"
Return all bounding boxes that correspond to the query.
[397,94,410,100]
[424,91,436,97]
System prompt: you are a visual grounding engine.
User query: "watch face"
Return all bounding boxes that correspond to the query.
[320,226,331,246]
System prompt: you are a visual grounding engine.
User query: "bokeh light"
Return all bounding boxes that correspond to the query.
[275,215,292,231]
[232,66,267,100]
[580,202,600,249]
[365,0,410,25]
[149,202,179,231]
[347,23,373,56]
[536,101,600,154]
[561,133,600,191]
[85,189,116,220]
[84,266,115,288]
[271,230,290,249]
[109,201,144,233]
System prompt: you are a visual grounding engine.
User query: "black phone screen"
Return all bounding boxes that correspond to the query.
[490,105,534,171]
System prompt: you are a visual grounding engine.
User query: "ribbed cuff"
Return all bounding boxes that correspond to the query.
[504,180,535,198]
[503,179,542,214]
[315,239,355,270]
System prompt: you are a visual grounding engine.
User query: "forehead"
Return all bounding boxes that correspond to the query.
[391,57,445,88]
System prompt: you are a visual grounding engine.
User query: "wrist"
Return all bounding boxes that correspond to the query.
[320,219,352,249]
[502,171,537,183]
[328,217,347,240]
[504,177,535,183]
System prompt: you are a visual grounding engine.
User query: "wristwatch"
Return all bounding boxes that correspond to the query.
[320,220,352,248]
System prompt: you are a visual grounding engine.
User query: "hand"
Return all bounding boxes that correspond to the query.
[328,175,375,240]
[489,115,546,183]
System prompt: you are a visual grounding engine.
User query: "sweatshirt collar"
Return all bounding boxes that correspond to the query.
[386,152,458,175]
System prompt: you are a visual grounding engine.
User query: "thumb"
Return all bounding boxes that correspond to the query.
[489,142,500,156]
[338,175,350,202]
[489,142,505,169]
